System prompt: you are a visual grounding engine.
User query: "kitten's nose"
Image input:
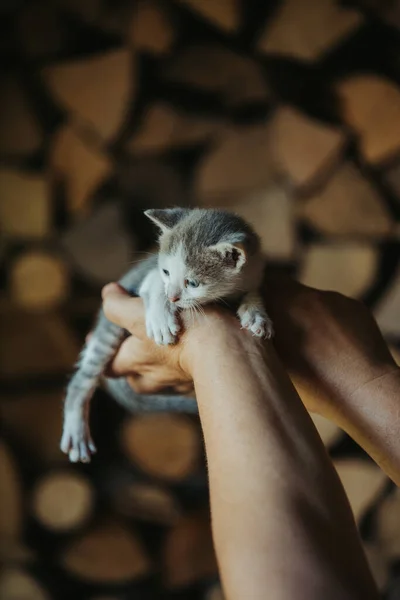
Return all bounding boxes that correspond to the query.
[168,295,180,303]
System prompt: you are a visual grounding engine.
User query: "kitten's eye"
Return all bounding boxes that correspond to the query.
[185,279,199,288]
[162,269,169,276]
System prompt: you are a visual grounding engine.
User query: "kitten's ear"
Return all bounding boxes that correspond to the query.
[144,208,188,232]
[209,242,247,270]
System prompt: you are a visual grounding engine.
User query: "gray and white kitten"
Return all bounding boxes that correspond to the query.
[60,208,273,463]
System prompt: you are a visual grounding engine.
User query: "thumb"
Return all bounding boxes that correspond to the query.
[102,282,147,339]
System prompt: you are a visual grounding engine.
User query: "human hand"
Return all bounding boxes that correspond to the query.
[262,274,399,420]
[101,283,207,395]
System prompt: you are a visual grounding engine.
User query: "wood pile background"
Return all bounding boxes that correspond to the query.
[1,0,400,598]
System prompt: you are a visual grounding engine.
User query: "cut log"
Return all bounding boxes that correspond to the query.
[164,44,269,107]
[0,538,34,564]
[126,102,224,154]
[334,459,387,522]
[16,2,67,60]
[0,169,50,239]
[0,305,78,378]
[269,106,346,190]
[338,75,400,165]
[0,77,42,158]
[163,512,218,588]
[0,441,22,539]
[195,124,276,202]
[375,265,400,338]
[43,50,134,142]
[0,392,68,465]
[0,568,50,600]
[9,250,70,310]
[32,470,93,532]
[204,184,296,260]
[128,0,175,55]
[299,242,378,299]
[114,481,181,525]
[257,0,363,60]
[176,0,240,32]
[376,488,400,559]
[310,414,342,448]
[61,202,136,285]
[61,520,151,583]
[121,414,201,481]
[50,125,112,217]
[298,163,393,237]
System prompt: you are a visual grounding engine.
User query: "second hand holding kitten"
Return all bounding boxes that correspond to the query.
[61,208,273,463]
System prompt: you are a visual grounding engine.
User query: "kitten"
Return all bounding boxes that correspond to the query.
[60,208,273,463]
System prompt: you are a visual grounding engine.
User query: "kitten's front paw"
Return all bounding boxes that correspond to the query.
[146,308,181,345]
[240,309,274,339]
[60,411,96,463]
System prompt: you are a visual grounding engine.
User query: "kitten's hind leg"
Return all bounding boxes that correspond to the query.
[237,291,274,339]
[61,312,125,463]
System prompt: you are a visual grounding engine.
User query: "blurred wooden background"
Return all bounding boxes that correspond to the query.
[1,0,400,598]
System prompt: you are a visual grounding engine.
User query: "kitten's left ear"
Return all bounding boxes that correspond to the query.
[209,242,247,270]
[144,208,189,232]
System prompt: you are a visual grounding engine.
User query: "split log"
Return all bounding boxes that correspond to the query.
[61,520,151,583]
[31,470,94,532]
[202,183,295,261]
[61,202,136,285]
[334,459,387,522]
[298,242,378,299]
[257,0,363,60]
[43,50,134,142]
[9,250,70,310]
[195,123,276,202]
[162,512,218,588]
[114,481,181,525]
[0,568,50,600]
[164,44,269,107]
[0,77,42,158]
[0,304,79,378]
[376,488,400,560]
[269,106,346,191]
[0,392,67,465]
[128,0,175,55]
[298,163,393,237]
[126,102,224,155]
[338,75,400,165]
[0,441,22,539]
[0,169,50,239]
[121,414,201,481]
[50,125,112,217]
[176,0,240,32]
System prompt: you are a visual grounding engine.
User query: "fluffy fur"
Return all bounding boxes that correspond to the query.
[61,208,273,462]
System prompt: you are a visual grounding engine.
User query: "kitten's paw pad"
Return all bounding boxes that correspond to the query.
[240,311,274,339]
[146,311,180,345]
[61,412,96,463]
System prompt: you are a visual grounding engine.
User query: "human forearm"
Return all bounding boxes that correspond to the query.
[183,315,378,600]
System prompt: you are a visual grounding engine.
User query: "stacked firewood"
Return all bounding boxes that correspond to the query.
[1,0,400,598]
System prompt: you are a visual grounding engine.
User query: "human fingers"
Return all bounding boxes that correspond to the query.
[102,283,147,340]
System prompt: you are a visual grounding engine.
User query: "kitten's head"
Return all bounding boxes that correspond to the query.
[145,207,260,308]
